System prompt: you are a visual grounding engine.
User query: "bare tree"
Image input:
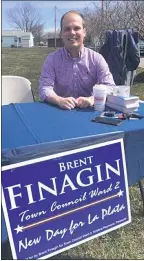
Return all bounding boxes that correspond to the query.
[32,24,44,45]
[128,1,144,38]
[82,0,144,46]
[6,1,45,44]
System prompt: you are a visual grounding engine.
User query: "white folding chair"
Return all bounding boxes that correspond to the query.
[2,76,34,105]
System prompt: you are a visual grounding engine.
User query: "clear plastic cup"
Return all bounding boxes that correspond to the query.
[93,85,108,111]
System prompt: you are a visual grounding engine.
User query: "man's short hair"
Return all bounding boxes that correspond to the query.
[60,10,86,31]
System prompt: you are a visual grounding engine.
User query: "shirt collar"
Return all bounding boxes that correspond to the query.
[63,46,85,59]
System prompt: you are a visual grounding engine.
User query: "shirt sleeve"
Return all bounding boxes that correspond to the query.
[39,54,55,101]
[95,53,116,94]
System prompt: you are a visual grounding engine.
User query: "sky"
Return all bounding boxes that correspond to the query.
[2,1,98,32]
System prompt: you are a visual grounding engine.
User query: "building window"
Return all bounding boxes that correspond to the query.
[18,37,21,43]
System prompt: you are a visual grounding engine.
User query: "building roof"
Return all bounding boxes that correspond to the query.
[2,30,33,37]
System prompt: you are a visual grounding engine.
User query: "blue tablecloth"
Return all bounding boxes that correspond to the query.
[2,102,144,242]
[2,102,144,185]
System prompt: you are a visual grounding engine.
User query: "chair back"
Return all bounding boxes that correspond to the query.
[2,76,34,105]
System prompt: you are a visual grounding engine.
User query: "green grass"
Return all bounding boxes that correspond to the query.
[131,67,144,100]
[2,47,56,100]
[2,47,144,260]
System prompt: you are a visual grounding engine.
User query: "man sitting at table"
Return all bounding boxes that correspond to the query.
[39,10,115,110]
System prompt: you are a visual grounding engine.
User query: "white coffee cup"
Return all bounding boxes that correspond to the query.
[93,85,108,111]
[114,85,130,97]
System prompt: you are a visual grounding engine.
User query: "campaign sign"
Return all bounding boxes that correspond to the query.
[2,139,131,260]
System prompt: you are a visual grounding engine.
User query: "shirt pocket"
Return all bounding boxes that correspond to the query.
[80,65,96,87]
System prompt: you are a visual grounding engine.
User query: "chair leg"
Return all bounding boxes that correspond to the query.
[138,180,144,212]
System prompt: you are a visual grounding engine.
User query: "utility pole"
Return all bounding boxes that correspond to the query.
[54,6,57,49]
[47,32,49,47]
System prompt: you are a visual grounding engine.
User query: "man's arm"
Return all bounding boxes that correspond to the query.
[75,52,116,109]
[39,54,77,110]
[95,53,116,93]
[39,54,56,101]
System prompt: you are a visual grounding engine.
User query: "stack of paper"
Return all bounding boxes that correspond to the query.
[106,95,139,113]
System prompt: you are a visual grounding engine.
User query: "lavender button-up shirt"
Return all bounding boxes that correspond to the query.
[39,47,115,100]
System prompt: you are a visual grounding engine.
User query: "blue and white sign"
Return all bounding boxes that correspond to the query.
[2,139,131,260]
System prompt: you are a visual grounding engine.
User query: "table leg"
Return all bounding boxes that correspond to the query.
[138,180,144,212]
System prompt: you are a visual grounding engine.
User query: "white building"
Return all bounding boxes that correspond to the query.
[2,30,34,48]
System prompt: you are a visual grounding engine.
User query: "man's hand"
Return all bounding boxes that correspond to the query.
[58,97,78,110]
[76,96,94,108]
[45,91,78,110]
[45,90,93,110]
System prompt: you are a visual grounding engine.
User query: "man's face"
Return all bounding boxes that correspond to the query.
[61,13,86,50]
